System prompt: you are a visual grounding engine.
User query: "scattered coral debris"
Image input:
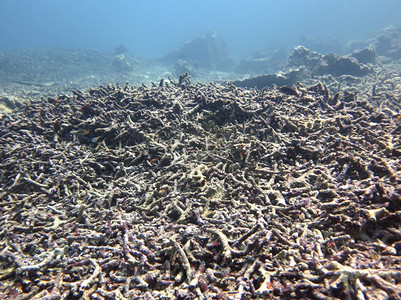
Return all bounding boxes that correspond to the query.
[1,77,401,299]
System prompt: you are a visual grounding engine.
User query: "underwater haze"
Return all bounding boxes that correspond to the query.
[2,2,401,298]
[1,0,401,59]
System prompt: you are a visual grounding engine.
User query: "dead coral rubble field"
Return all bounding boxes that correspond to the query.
[0,79,401,299]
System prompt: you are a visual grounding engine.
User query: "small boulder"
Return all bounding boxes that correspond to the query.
[160,32,233,71]
[111,54,133,73]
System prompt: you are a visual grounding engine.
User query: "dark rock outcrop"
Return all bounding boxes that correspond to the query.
[232,69,302,89]
[351,47,376,64]
[287,46,372,77]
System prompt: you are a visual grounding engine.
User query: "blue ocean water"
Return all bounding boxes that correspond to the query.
[0,0,400,59]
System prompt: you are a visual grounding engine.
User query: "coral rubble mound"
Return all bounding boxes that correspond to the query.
[1,77,401,299]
